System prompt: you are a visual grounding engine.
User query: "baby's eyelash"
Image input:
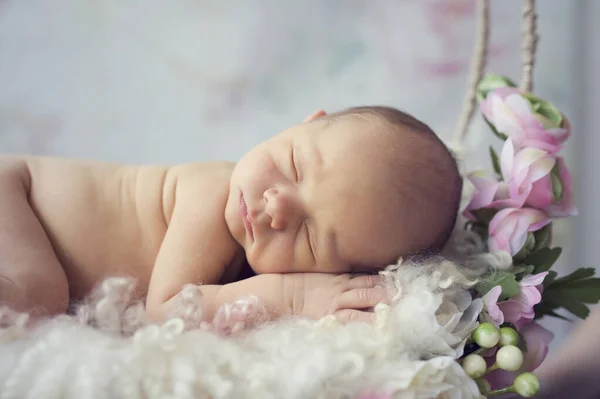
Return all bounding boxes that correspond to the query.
[305,223,315,259]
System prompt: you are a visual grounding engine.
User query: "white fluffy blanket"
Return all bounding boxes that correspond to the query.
[0,235,501,399]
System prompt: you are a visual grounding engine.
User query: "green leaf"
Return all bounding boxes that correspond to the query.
[489,146,502,176]
[544,278,600,304]
[475,272,519,300]
[476,73,517,100]
[522,93,563,126]
[483,118,508,141]
[523,247,562,274]
[558,297,590,319]
[557,279,600,302]
[471,208,497,225]
[512,265,535,281]
[509,265,529,275]
[551,268,596,285]
[538,293,590,320]
[562,287,600,304]
[534,302,559,319]
[544,271,558,286]
[537,274,600,321]
[534,113,558,130]
[532,226,552,252]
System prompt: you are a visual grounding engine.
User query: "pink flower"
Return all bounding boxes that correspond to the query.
[498,272,548,329]
[488,208,551,256]
[463,139,577,220]
[520,322,554,371]
[482,286,504,326]
[481,87,569,153]
[502,140,577,217]
[526,157,578,218]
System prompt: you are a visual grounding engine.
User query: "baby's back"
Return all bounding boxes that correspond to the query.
[23,157,172,299]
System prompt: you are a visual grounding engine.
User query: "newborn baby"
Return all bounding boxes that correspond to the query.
[0,106,462,324]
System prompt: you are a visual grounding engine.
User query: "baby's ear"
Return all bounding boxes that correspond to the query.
[303,109,327,122]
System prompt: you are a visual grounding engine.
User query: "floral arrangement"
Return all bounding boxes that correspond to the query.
[458,73,600,397]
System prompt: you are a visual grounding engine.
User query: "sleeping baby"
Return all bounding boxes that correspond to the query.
[0,106,462,324]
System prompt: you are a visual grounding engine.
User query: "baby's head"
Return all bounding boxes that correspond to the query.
[225,106,462,274]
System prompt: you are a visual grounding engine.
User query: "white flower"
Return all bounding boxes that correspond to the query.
[390,356,481,399]
[383,259,483,360]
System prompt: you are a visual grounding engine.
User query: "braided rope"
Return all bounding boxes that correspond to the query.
[452,0,539,148]
[451,0,490,147]
[519,0,538,92]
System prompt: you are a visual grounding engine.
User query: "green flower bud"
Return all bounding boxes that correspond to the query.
[498,327,520,347]
[473,322,500,349]
[525,233,536,251]
[551,164,564,202]
[515,235,535,261]
[462,354,487,379]
[513,372,540,397]
[496,345,524,371]
[532,225,551,251]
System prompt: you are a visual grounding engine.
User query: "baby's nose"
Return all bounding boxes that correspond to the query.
[263,187,299,230]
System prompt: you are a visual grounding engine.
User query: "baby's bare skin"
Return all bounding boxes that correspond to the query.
[0,156,245,314]
[0,107,460,324]
[0,155,386,323]
[24,157,239,299]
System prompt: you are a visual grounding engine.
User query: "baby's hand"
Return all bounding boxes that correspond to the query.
[285,273,389,324]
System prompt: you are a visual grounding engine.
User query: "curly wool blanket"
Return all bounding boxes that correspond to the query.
[0,236,500,399]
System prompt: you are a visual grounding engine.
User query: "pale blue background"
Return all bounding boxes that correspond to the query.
[1,0,598,347]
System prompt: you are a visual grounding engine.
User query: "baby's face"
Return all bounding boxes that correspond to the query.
[225,111,418,275]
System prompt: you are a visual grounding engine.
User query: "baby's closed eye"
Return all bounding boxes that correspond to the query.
[304,223,316,259]
[290,146,300,182]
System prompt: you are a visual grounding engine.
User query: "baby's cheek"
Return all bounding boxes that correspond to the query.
[248,149,278,177]
[250,236,297,274]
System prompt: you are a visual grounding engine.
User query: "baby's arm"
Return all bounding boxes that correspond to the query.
[196,272,388,326]
[145,165,239,321]
[146,164,389,324]
[145,165,298,322]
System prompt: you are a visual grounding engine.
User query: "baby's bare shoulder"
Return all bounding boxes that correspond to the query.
[162,161,234,222]
[170,161,233,197]
[156,161,238,283]
[172,161,234,181]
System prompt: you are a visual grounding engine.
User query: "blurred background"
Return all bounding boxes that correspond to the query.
[0,0,597,347]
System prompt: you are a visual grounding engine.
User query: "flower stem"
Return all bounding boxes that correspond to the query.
[486,386,515,396]
[473,347,488,356]
[486,363,499,374]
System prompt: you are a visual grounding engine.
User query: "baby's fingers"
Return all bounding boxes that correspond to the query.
[336,286,387,310]
[347,274,382,290]
[335,309,376,324]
